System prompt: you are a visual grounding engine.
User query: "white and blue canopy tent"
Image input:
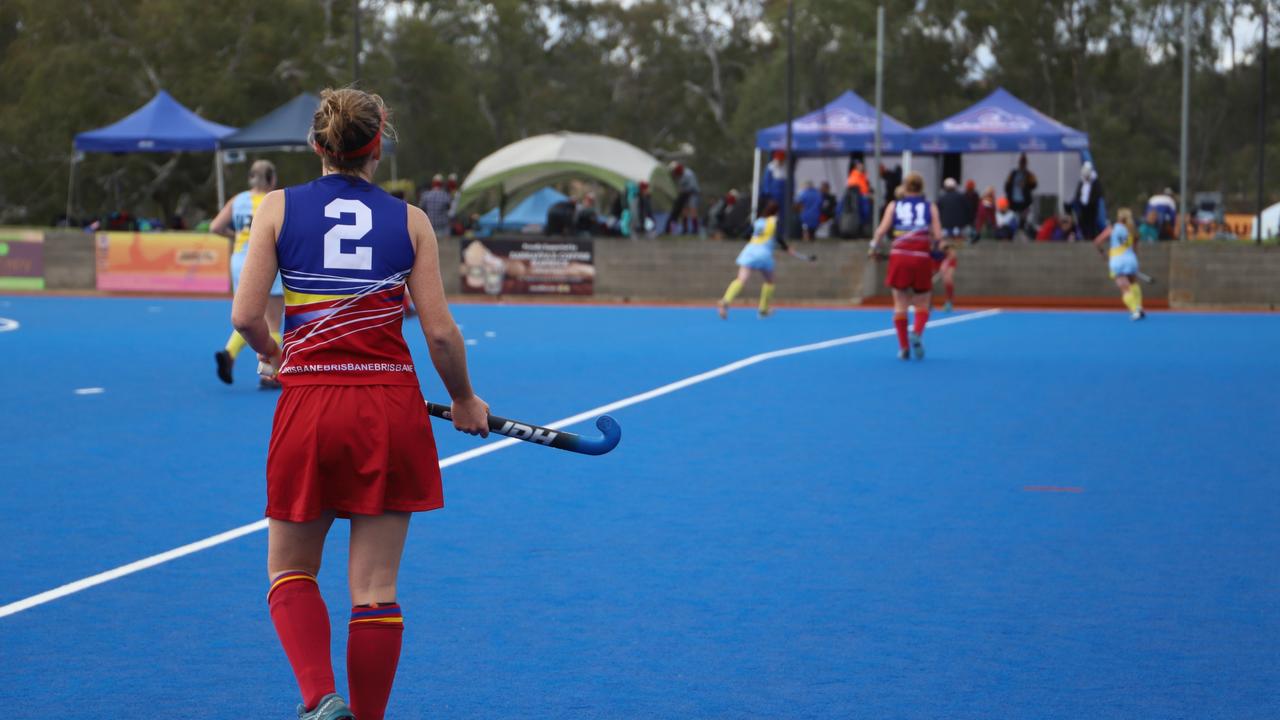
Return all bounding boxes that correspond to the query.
[907,87,1090,208]
[752,90,914,215]
[474,186,569,236]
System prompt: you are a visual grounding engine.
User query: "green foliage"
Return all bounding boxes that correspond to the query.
[0,0,1276,225]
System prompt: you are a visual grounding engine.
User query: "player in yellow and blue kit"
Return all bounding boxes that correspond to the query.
[1093,207,1145,320]
[717,200,815,319]
[211,160,285,385]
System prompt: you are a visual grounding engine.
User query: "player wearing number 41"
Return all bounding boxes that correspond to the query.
[870,172,944,360]
[717,199,816,319]
[211,159,283,388]
[231,87,490,720]
[1094,208,1146,321]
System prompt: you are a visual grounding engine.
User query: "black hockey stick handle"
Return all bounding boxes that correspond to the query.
[426,401,621,456]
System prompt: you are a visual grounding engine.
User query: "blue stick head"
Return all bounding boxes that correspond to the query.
[577,415,621,456]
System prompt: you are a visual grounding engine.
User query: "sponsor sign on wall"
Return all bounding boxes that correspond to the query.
[0,229,44,290]
[459,238,594,295]
[95,232,230,293]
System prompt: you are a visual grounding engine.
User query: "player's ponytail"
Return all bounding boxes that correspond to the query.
[311,88,395,173]
[1116,207,1136,238]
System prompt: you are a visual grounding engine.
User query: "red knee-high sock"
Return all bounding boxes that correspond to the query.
[945,280,955,302]
[913,309,930,336]
[268,572,336,711]
[348,603,404,720]
[893,313,909,350]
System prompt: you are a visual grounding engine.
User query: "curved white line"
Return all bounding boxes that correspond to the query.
[0,309,1001,618]
[0,317,19,333]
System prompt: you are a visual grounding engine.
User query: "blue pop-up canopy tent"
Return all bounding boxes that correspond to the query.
[909,87,1088,154]
[752,91,914,218]
[475,186,569,236]
[74,90,236,152]
[69,90,237,219]
[906,87,1090,208]
[755,90,914,154]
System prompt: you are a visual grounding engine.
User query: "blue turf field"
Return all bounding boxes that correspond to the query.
[0,296,1277,719]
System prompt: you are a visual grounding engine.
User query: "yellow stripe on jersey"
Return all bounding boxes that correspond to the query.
[283,288,359,307]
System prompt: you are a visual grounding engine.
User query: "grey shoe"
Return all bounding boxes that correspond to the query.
[909,331,925,360]
[297,693,355,720]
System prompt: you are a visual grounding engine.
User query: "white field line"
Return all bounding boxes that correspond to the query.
[0,309,1001,618]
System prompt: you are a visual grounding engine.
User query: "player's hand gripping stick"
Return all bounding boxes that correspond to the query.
[426,401,621,456]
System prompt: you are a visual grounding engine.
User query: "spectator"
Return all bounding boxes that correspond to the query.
[1138,209,1160,243]
[574,193,599,236]
[797,180,823,241]
[761,150,788,210]
[1004,152,1038,225]
[1059,213,1078,241]
[446,173,464,235]
[545,197,576,236]
[1145,187,1177,239]
[973,185,997,241]
[708,189,740,239]
[845,159,870,196]
[936,177,968,238]
[995,196,1017,240]
[818,181,837,237]
[666,161,702,236]
[636,181,656,237]
[881,163,903,198]
[417,174,451,235]
[841,159,872,238]
[963,179,980,227]
[1070,161,1105,240]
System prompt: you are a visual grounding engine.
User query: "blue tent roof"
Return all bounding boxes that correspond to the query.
[476,187,569,235]
[909,87,1089,153]
[220,93,319,149]
[755,91,914,154]
[74,90,236,153]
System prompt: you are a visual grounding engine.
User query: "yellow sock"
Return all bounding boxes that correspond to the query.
[225,330,247,359]
[759,283,776,314]
[1130,283,1143,311]
[722,279,744,304]
[1122,287,1137,312]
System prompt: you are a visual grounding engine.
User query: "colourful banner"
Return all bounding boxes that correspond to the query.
[95,232,230,293]
[460,238,594,295]
[0,229,44,290]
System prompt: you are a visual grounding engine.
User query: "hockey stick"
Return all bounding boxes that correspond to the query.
[426,401,622,456]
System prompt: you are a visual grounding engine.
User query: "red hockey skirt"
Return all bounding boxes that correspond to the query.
[886,252,935,293]
[266,384,443,522]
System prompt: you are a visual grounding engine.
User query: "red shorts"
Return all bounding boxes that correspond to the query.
[266,384,443,522]
[886,253,935,293]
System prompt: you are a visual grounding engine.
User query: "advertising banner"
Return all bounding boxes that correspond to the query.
[460,238,594,295]
[95,232,230,293]
[0,229,44,290]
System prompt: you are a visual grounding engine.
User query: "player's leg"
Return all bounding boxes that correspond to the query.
[217,251,249,384]
[892,288,911,359]
[267,513,342,715]
[719,265,750,319]
[758,268,776,317]
[347,512,413,720]
[910,288,931,359]
[942,261,956,312]
[1114,275,1135,315]
[1122,274,1144,319]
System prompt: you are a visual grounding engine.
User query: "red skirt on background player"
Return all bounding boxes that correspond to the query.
[266,385,443,521]
[887,251,935,293]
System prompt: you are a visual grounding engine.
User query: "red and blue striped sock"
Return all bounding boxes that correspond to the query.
[347,603,404,720]
[268,572,336,711]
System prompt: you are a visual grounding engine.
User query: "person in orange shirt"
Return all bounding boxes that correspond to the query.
[846,160,870,195]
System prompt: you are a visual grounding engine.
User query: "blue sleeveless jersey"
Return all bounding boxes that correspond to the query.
[891,196,933,253]
[276,174,418,386]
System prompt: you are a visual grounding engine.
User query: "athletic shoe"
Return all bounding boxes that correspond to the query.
[943,300,953,313]
[758,308,773,319]
[717,301,728,320]
[909,331,925,360]
[898,347,910,360]
[215,350,234,385]
[1131,310,1146,321]
[297,693,355,720]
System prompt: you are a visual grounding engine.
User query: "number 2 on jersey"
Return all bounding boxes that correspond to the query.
[324,199,373,270]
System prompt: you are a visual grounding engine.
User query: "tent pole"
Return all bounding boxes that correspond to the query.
[751,148,761,219]
[215,146,227,209]
[1258,0,1268,243]
[902,150,912,177]
[66,144,76,227]
[783,0,794,240]
[1057,153,1065,214]
[1179,0,1190,242]
[873,4,885,228]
